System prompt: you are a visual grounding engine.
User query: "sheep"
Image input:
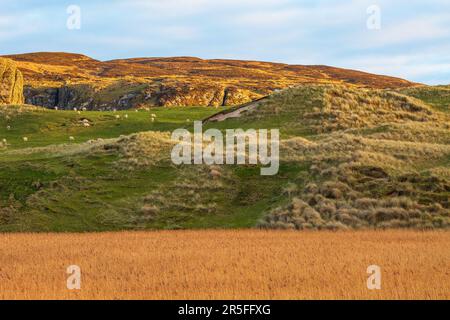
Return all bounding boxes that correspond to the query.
[6,125,11,130]
[124,114,128,119]
[115,115,121,119]
[73,108,77,112]
[23,137,28,142]
[54,107,58,111]
[69,136,75,141]
[151,113,157,118]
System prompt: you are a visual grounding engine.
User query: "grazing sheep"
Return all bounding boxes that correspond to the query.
[69,136,75,141]
[151,117,155,122]
[210,169,222,178]
[115,115,121,119]
[6,125,10,130]
[151,114,157,118]
[124,114,128,119]
[23,137,28,142]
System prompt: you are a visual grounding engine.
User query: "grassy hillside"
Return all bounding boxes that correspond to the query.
[0,105,219,150]
[398,85,450,113]
[0,85,449,232]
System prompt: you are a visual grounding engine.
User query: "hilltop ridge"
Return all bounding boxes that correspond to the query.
[2,52,418,110]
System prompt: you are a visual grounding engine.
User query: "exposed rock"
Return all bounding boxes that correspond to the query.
[155,83,260,107]
[22,81,262,110]
[0,58,24,105]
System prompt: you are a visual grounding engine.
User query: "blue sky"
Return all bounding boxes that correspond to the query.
[1,0,449,84]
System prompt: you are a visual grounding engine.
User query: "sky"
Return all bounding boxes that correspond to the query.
[0,0,449,84]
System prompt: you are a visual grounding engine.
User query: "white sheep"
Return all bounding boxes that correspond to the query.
[23,137,28,142]
[124,114,128,119]
[54,107,58,111]
[115,115,121,119]
[151,113,157,118]
[69,136,75,141]
[6,125,11,130]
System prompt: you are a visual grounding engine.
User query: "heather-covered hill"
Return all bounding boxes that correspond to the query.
[2,52,417,111]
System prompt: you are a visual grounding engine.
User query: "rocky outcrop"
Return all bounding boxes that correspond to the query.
[0,58,24,105]
[24,84,95,109]
[155,83,260,107]
[23,81,262,110]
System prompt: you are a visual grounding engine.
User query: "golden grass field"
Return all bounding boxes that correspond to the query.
[0,230,449,300]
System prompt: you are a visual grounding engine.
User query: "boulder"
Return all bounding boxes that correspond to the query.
[0,58,24,105]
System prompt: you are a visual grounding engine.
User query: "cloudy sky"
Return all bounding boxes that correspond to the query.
[0,0,449,84]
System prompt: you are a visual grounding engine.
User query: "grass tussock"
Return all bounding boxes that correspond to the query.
[257,85,449,230]
[305,86,447,133]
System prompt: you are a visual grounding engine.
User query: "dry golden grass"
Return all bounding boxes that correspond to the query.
[0,230,448,300]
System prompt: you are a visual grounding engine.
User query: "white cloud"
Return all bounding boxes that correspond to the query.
[232,9,305,27]
[339,49,450,84]
[0,13,45,40]
[362,15,450,47]
[128,0,289,18]
[158,26,200,40]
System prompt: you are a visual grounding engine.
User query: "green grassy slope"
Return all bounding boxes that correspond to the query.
[0,85,449,232]
[398,85,450,113]
[0,105,217,150]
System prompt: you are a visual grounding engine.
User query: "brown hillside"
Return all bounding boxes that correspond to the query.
[2,52,418,110]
